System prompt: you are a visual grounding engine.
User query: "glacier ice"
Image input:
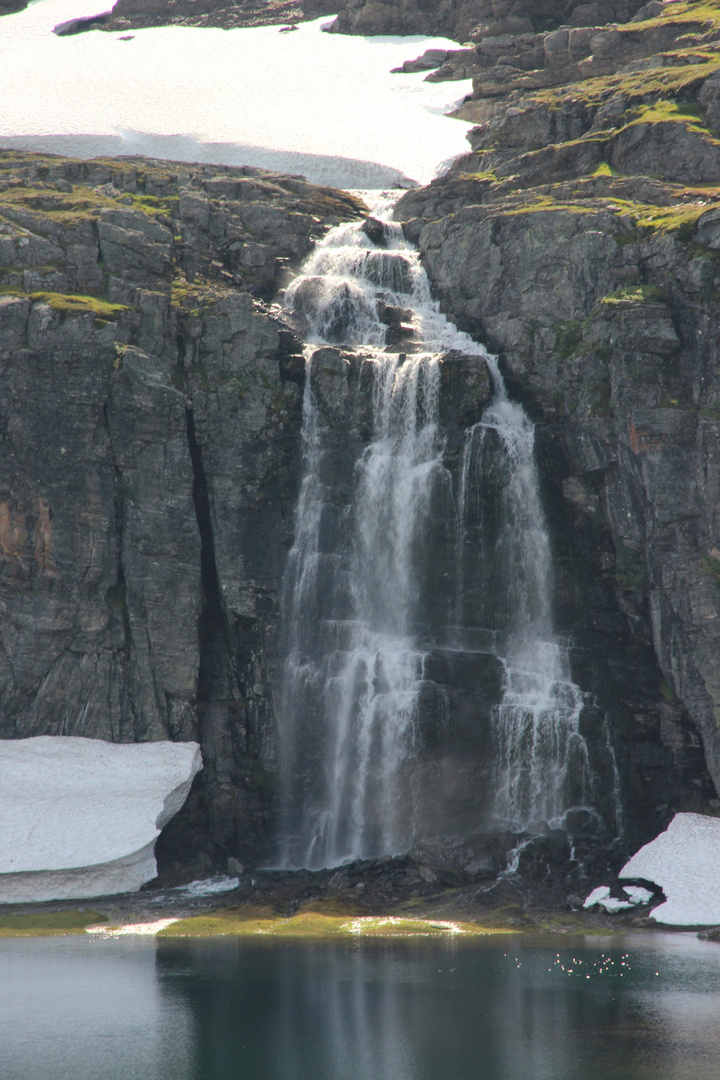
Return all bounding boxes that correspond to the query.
[0,736,202,903]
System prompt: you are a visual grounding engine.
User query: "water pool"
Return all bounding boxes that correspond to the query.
[1,933,719,1080]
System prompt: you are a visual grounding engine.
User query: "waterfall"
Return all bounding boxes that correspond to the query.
[457,372,591,829]
[277,195,593,868]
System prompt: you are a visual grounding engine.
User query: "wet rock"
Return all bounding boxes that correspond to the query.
[328,870,351,892]
[392,0,720,815]
[515,832,572,878]
[103,0,343,32]
[384,321,415,348]
[327,0,647,43]
[377,300,414,326]
[361,216,389,247]
[471,875,525,909]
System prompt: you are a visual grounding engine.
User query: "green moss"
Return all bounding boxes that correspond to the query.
[502,196,598,217]
[592,163,619,178]
[659,679,678,704]
[615,544,648,592]
[0,185,119,224]
[29,291,129,319]
[158,909,506,939]
[599,284,669,306]
[635,203,709,237]
[0,184,177,226]
[554,318,584,359]
[588,378,612,417]
[531,50,720,116]
[622,100,709,132]
[0,910,107,937]
[455,169,499,183]
[131,193,178,218]
[700,553,720,586]
[620,1,720,33]
[599,195,718,239]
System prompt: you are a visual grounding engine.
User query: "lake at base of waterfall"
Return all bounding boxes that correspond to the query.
[1,933,719,1080]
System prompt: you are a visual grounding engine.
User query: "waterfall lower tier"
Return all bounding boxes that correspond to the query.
[456,388,592,830]
[276,195,603,869]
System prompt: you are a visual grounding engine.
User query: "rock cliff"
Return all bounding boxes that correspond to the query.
[395,0,720,819]
[328,0,647,42]
[4,0,720,888]
[0,152,364,874]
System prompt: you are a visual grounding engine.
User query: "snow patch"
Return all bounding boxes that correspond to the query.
[583,884,653,914]
[623,885,653,906]
[0,1,474,188]
[583,886,632,913]
[620,812,720,926]
[0,736,202,903]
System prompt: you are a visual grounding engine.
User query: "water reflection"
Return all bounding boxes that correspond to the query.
[1,934,720,1080]
[0,937,196,1080]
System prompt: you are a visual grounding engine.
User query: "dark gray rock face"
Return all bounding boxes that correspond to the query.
[4,0,720,885]
[393,0,720,834]
[103,0,343,33]
[0,152,365,874]
[328,0,647,43]
[0,154,518,874]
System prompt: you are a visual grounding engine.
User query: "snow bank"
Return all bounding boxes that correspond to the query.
[583,886,636,913]
[0,736,202,903]
[620,812,720,926]
[0,0,473,188]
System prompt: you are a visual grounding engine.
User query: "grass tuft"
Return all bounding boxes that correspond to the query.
[29,291,129,318]
[0,910,107,937]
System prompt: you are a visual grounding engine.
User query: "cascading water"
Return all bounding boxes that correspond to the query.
[277,194,594,869]
[456,377,591,829]
[278,205,447,867]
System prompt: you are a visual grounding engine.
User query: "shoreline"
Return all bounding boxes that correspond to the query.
[0,882,707,940]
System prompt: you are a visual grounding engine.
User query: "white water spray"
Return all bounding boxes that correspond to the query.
[278,194,593,867]
[457,371,591,828]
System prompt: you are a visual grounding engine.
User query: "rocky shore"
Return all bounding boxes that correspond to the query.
[0,835,664,937]
[102,0,340,32]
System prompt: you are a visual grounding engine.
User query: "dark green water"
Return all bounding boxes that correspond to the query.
[1,933,719,1080]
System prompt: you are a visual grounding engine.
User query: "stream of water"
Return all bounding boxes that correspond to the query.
[277,198,594,868]
[459,388,591,828]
